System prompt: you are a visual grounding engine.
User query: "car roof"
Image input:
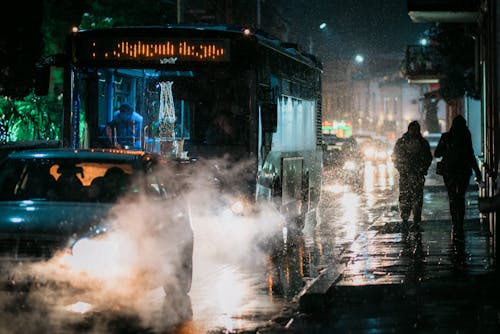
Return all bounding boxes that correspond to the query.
[4,148,160,163]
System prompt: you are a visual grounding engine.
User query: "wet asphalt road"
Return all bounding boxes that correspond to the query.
[261,167,498,333]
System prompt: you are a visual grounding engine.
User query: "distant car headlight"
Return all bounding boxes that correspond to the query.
[343,160,357,171]
[363,147,376,159]
[376,150,387,160]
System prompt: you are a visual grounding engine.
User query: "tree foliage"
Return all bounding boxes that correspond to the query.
[429,23,478,101]
[0,1,44,99]
[0,94,61,142]
[80,0,176,29]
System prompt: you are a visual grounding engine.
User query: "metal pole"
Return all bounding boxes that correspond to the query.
[177,0,182,24]
[257,0,261,29]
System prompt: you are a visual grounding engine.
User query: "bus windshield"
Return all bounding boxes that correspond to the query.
[77,66,249,158]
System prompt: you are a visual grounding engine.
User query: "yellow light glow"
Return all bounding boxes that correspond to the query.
[267,274,273,303]
[87,38,229,62]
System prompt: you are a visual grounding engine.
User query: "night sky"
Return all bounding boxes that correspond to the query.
[277,0,431,59]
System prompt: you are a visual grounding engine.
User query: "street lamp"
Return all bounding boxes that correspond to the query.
[354,54,364,64]
[419,38,428,46]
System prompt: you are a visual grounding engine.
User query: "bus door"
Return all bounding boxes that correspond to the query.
[282,157,304,219]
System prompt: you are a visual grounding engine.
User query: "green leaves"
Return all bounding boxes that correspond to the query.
[0,92,60,142]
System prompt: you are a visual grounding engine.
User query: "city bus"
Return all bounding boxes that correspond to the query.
[40,24,323,228]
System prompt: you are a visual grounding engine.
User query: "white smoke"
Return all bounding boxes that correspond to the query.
[0,156,285,333]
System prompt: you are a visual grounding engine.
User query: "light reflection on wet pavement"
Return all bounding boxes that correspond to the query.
[283,167,497,333]
[182,160,399,333]
[186,158,495,333]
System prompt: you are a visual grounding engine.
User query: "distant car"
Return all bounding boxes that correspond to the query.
[354,135,393,163]
[0,147,193,316]
[322,135,364,186]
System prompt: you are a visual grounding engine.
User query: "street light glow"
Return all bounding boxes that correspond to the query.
[354,54,364,64]
[419,38,428,46]
[319,22,327,30]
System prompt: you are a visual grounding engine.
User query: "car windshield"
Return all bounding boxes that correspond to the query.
[0,157,161,203]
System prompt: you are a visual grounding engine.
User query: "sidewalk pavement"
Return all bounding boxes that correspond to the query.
[261,177,500,333]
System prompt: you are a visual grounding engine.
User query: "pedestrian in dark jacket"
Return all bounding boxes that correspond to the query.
[393,121,433,227]
[435,114,481,224]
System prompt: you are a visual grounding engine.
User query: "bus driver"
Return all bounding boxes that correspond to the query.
[110,103,143,149]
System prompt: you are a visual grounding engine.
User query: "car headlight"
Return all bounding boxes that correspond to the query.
[62,236,121,276]
[72,238,118,264]
[343,160,357,171]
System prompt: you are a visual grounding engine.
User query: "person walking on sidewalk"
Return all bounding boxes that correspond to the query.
[435,114,482,224]
[393,121,433,228]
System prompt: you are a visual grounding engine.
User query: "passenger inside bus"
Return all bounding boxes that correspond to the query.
[110,103,143,149]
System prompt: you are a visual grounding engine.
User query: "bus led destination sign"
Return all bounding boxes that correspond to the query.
[77,37,231,63]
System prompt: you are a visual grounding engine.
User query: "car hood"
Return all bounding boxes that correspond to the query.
[0,201,114,236]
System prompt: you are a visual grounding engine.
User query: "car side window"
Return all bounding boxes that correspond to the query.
[0,164,22,200]
[0,161,56,200]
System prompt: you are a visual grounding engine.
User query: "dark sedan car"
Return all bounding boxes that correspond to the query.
[322,135,364,187]
[0,147,193,319]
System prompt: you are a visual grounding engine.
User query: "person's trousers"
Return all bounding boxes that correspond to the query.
[443,173,471,223]
[399,174,425,223]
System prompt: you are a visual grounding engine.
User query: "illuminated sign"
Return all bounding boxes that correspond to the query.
[75,36,231,64]
[322,120,352,137]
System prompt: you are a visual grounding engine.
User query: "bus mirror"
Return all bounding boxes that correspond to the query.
[34,64,50,96]
[261,103,277,133]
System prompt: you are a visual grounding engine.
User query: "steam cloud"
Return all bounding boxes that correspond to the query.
[0,156,285,333]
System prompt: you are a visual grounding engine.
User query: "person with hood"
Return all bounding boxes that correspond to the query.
[435,114,481,224]
[393,121,433,228]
